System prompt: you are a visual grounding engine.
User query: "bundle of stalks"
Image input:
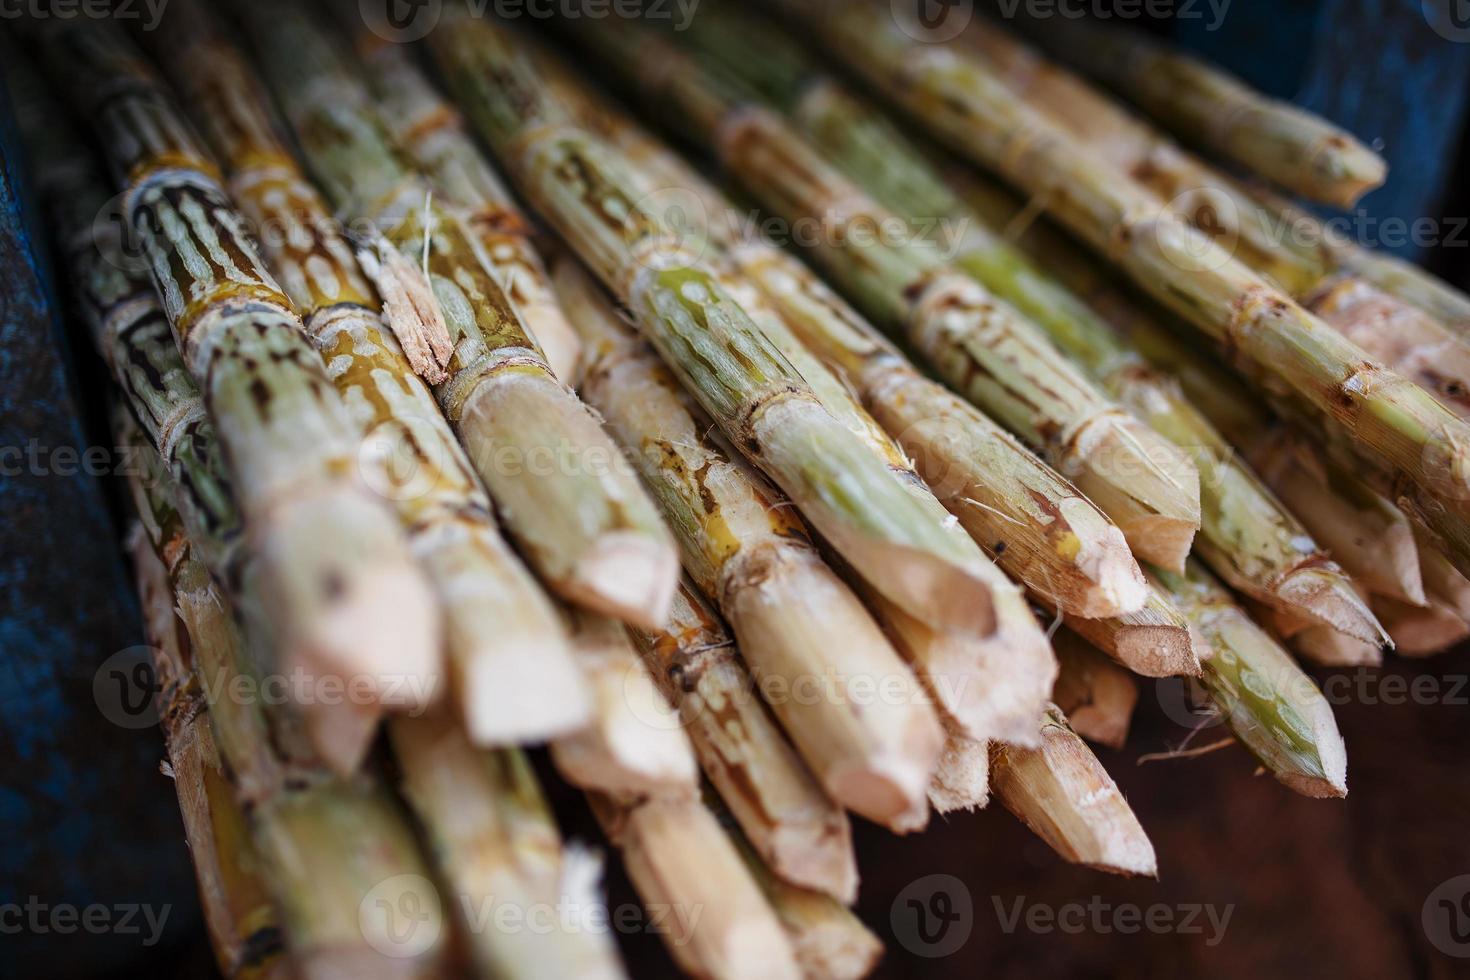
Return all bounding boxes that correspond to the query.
[232,0,680,631]
[126,502,286,980]
[555,255,942,831]
[340,20,584,383]
[121,423,452,978]
[33,19,444,738]
[946,166,1435,616]
[8,45,387,771]
[532,80,1061,741]
[1023,16,1386,207]
[629,580,858,901]
[720,800,884,979]
[1153,562,1348,799]
[769,0,1470,577]
[549,610,701,797]
[960,20,1470,420]
[1051,631,1139,750]
[428,10,1024,638]
[669,4,1381,646]
[587,793,803,980]
[389,709,631,979]
[153,0,590,746]
[990,708,1157,877]
[571,17,1202,574]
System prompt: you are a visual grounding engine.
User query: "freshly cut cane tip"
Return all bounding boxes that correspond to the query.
[842,537,999,637]
[789,920,884,980]
[1277,701,1348,799]
[1116,513,1198,575]
[312,564,445,710]
[928,732,991,814]
[457,637,592,745]
[828,757,931,834]
[1114,624,1201,678]
[1294,626,1383,668]
[1071,542,1149,619]
[566,531,680,630]
[300,700,383,778]
[769,825,860,906]
[1376,597,1470,657]
[1277,570,1389,645]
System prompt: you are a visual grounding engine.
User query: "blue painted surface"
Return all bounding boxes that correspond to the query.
[1176,0,1470,260]
[0,65,197,972]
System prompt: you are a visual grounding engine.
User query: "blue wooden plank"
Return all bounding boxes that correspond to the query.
[0,68,197,972]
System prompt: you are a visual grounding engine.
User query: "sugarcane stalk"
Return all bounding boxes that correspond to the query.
[1331,241,1470,339]
[1417,524,1470,621]
[550,610,701,797]
[1292,625,1384,669]
[342,24,584,384]
[581,18,1202,573]
[773,0,1470,578]
[682,9,1382,644]
[1153,561,1349,799]
[928,725,991,814]
[154,0,590,744]
[1053,574,1204,678]
[964,20,1470,420]
[122,421,450,978]
[428,10,1016,637]
[728,828,883,980]
[127,525,286,980]
[950,167,1434,613]
[1028,16,1385,207]
[10,47,388,773]
[1373,597,1470,657]
[630,579,858,902]
[1050,630,1139,751]
[388,709,630,979]
[556,256,942,832]
[35,17,444,713]
[990,707,1157,877]
[588,793,803,980]
[234,0,680,631]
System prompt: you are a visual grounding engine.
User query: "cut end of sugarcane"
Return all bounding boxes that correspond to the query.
[828,754,932,834]
[928,730,991,814]
[843,537,1001,638]
[299,699,384,777]
[769,824,861,907]
[788,919,885,980]
[1275,568,1389,646]
[719,920,809,980]
[318,563,445,710]
[1375,596,1470,657]
[1116,513,1198,575]
[1293,626,1384,668]
[456,633,593,745]
[1114,623,1202,678]
[565,530,681,631]
[1275,699,1348,799]
[1069,536,1150,619]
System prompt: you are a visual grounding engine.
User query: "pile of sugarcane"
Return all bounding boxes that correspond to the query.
[8,0,1470,975]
